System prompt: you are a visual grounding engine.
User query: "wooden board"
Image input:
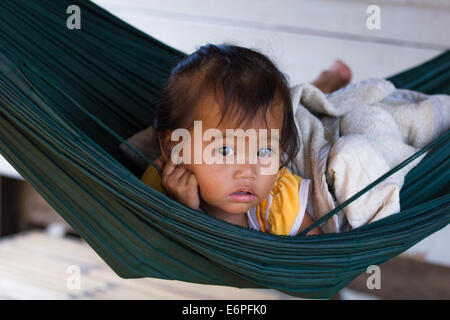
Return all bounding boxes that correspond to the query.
[0,231,300,300]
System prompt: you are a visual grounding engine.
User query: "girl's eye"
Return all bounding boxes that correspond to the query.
[217,146,274,158]
[218,146,234,157]
[258,147,272,158]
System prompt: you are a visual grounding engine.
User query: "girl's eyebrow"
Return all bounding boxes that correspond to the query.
[214,132,280,140]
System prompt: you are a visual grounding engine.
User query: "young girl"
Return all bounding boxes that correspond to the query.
[141,43,350,236]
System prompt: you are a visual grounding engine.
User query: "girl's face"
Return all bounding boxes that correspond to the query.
[162,94,284,219]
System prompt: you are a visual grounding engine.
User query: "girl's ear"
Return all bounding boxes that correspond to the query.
[158,130,175,162]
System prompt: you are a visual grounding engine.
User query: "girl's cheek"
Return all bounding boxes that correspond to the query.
[195,167,223,189]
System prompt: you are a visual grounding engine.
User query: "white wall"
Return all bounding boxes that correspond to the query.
[92,0,449,84]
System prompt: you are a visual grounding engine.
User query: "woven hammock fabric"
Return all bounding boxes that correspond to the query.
[0,0,449,299]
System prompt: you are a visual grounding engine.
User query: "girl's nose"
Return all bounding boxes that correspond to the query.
[234,163,257,180]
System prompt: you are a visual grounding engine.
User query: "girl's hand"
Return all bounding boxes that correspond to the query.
[155,158,200,210]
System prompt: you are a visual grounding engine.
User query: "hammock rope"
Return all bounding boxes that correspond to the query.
[0,0,449,299]
[19,60,160,174]
[21,56,449,231]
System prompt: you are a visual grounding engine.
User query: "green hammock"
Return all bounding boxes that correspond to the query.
[0,0,449,299]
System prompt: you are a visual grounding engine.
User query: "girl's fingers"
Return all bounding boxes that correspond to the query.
[162,159,178,178]
[163,159,187,180]
[176,170,188,185]
[154,158,165,170]
[187,173,198,187]
[179,169,194,185]
[172,165,188,180]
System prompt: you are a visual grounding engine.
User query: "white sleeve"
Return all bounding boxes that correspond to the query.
[289,178,312,236]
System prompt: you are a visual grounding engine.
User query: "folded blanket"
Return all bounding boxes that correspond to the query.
[290,78,450,233]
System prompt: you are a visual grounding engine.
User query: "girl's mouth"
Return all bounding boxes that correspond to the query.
[228,191,256,202]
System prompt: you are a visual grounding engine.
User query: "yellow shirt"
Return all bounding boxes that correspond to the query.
[141,157,166,195]
[141,159,312,236]
[246,167,312,236]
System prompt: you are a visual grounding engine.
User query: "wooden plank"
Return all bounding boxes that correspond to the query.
[346,256,450,299]
[0,231,301,299]
[2,232,448,299]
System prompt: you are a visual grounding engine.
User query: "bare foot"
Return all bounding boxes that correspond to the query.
[311,59,352,94]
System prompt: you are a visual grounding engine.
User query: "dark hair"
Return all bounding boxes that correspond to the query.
[153,42,300,170]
